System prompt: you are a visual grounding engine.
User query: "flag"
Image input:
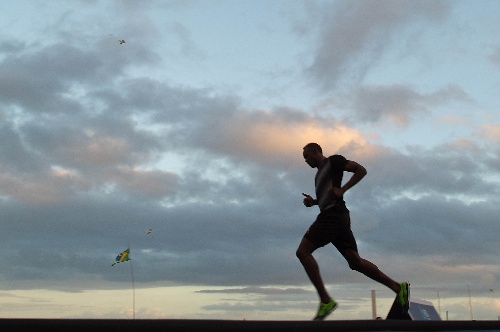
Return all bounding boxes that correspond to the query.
[112,248,130,266]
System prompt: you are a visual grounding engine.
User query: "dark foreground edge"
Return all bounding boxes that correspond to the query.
[1,319,499,332]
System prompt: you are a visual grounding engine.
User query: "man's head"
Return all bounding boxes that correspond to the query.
[303,143,324,168]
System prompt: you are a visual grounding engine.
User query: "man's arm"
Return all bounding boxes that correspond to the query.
[331,160,367,197]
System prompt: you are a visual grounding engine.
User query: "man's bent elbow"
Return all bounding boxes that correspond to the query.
[356,164,367,177]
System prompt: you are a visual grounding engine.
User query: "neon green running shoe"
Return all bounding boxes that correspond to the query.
[398,282,410,315]
[313,298,338,321]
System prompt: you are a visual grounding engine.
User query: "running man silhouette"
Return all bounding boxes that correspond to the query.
[296,143,409,320]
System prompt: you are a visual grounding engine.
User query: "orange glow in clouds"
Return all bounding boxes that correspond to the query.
[242,119,370,162]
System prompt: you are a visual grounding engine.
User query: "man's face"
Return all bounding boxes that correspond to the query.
[303,148,318,168]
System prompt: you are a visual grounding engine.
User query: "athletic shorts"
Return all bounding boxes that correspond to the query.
[303,208,358,255]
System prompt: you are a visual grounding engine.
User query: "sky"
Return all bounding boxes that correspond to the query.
[0,0,499,321]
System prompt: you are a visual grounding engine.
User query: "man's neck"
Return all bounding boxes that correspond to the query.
[316,156,327,168]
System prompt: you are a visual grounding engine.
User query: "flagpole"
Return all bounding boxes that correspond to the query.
[467,284,473,321]
[128,245,135,320]
[130,258,136,320]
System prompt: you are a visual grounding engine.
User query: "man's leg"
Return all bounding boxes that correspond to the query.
[342,248,400,294]
[342,248,410,315]
[296,237,331,303]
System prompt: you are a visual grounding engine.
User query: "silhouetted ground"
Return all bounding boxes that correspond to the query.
[1,319,499,331]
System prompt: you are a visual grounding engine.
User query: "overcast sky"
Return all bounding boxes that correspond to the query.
[0,0,499,321]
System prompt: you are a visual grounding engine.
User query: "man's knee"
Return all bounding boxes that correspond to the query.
[296,247,307,261]
[348,260,362,271]
[296,245,315,262]
[296,238,316,261]
[347,256,377,272]
[345,254,364,271]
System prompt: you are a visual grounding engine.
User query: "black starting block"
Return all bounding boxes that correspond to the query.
[386,296,411,320]
[387,297,442,320]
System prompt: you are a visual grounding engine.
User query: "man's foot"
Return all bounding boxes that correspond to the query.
[313,298,338,321]
[397,282,410,315]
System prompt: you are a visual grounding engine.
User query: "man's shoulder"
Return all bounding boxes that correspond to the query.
[328,154,347,162]
[328,154,347,170]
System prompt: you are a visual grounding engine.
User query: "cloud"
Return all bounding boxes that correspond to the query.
[196,286,313,296]
[169,21,206,59]
[3,110,498,290]
[1,50,498,288]
[188,107,369,166]
[489,46,500,66]
[478,123,500,140]
[436,114,469,126]
[107,167,178,198]
[348,84,471,125]
[307,0,451,90]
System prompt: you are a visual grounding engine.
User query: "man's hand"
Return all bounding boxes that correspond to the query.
[329,187,344,199]
[302,193,316,207]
